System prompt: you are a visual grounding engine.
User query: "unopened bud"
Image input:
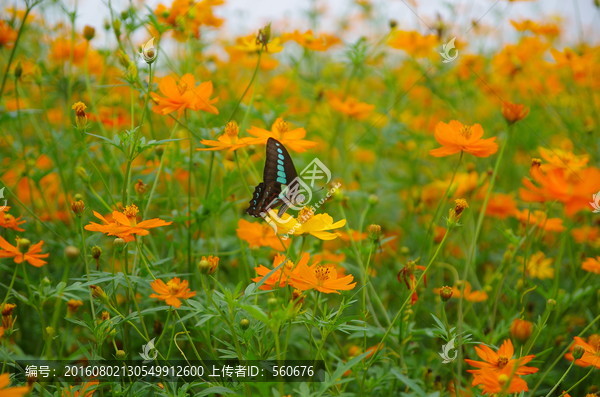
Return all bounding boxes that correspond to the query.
[367,224,381,241]
[572,345,585,360]
[439,286,453,302]
[71,199,85,216]
[91,246,102,260]
[65,245,80,261]
[140,37,158,64]
[240,319,250,330]
[198,256,219,275]
[83,25,96,41]
[116,349,127,359]
[17,238,31,253]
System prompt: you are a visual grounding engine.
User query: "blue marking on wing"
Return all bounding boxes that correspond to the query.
[277,148,283,154]
[277,159,284,165]
[277,177,287,184]
[278,154,284,160]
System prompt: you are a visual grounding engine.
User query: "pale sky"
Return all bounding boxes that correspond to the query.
[31,0,600,46]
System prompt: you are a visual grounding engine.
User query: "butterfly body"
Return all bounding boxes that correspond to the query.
[246,138,299,217]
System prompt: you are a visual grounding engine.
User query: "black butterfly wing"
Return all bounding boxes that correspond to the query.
[263,138,298,185]
[246,138,299,218]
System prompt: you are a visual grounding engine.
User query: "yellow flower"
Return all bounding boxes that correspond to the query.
[267,209,346,240]
[519,251,554,279]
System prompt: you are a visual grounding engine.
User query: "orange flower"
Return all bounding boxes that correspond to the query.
[252,253,302,290]
[283,30,341,51]
[465,339,538,394]
[84,204,172,242]
[0,236,49,267]
[484,193,518,219]
[289,258,356,294]
[0,207,26,231]
[510,319,533,341]
[519,165,600,216]
[61,380,99,397]
[151,73,218,116]
[246,118,317,153]
[387,30,438,58]
[512,209,565,233]
[0,20,18,48]
[501,101,529,124]
[327,94,375,120]
[434,281,488,302]
[236,219,288,251]
[0,373,29,397]
[571,226,600,247]
[564,335,600,368]
[197,121,253,151]
[538,147,589,173]
[582,257,600,274]
[149,277,196,308]
[429,121,498,158]
[233,33,283,53]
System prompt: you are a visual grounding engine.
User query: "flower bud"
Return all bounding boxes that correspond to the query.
[1,303,16,317]
[135,179,148,196]
[368,194,379,205]
[112,18,121,36]
[439,286,453,302]
[367,224,381,241]
[510,318,533,342]
[76,166,90,183]
[240,319,250,330]
[113,238,126,250]
[90,285,109,303]
[45,326,55,338]
[71,199,85,216]
[256,23,271,50]
[64,245,80,261]
[155,146,164,157]
[14,61,22,79]
[572,345,585,360]
[267,297,278,309]
[72,101,88,130]
[17,238,31,254]
[83,25,96,41]
[447,198,468,226]
[116,349,127,359]
[91,246,102,260]
[198,256,219,275]
[67,299,83,316]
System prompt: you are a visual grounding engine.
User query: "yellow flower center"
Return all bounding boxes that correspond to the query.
[497,356,509,368]
[459,125,472,139]
[274,119,289,133]
[123,204,139,219]
[315,266,331,282]
[225,121,239,137]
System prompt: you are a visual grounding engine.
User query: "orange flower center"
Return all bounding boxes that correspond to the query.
[497,356,509,368]
[123,204,139,219]
[459,125,472,139]
[177,82,189,95]
[315,266,331,282]
[167,281,181,295]
[225,121,239,137]
[298,207,314,222]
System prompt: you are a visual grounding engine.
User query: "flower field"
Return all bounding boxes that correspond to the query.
[0,0,599,395]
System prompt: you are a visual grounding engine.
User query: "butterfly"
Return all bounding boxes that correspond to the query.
[246,138,302,218]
